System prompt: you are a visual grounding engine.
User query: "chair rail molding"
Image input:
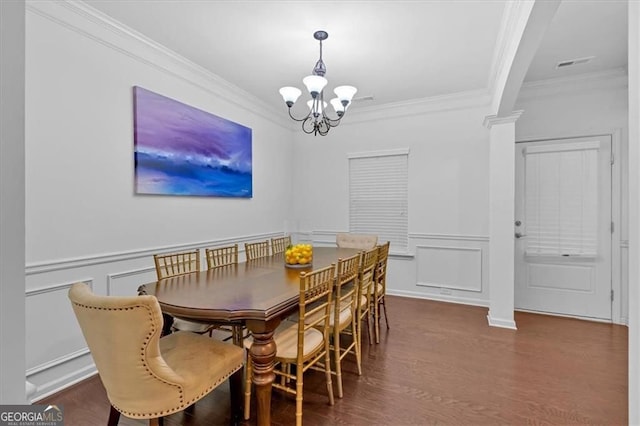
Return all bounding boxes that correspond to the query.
[25,232,282,275]
[26,278,93,297]
[409,233,490,242]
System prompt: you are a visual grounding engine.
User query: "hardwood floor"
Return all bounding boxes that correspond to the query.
[40,296,628,425]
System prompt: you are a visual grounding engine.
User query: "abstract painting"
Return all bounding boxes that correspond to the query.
[133,86,252,197]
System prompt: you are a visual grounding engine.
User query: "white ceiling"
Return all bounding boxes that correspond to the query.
[525,0,627,82]
[83,0,628,112]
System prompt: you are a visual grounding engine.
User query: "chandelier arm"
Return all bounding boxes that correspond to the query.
[321,113,344,127]
[287,107,312,123]
[301,116,316,134]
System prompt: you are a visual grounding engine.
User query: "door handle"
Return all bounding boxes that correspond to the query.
[515,232,527,239]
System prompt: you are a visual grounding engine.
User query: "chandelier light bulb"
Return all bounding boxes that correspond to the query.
[334,85,358,105]
[330,98,345,116]
[302,75,328,98]
[279,86,302,107]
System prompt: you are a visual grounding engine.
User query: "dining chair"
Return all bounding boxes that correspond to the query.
[358,247,378,348]
[243,264,335,426]
[205,244,238,269]
[68,283,245,426]
[271,235,292,254]
[154,249,200,279]
[335,233,378,250]
[205,244,245,345]
[244,240,270,260]
[372,241,391,344]
[153,249,213,336]
[310,252,362,398]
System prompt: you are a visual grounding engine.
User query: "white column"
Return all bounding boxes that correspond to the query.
[483,111,523,330]
[0,0,27,404]
[628,1,640,423]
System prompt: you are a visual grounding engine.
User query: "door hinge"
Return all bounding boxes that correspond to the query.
[611,289,614,302]
[611,221,615,234]
[611,153,614,165]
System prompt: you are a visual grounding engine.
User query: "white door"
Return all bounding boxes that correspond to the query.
[514,135,612,320]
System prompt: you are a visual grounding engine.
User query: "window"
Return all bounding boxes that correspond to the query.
[524,141,599,256]
[348,149,409,253]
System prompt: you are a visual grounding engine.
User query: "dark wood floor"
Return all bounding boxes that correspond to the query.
[41,296,628,425]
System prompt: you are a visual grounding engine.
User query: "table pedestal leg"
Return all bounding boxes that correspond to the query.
[247,319,279,426]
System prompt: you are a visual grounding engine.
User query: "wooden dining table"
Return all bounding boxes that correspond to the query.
[137,246,361,426]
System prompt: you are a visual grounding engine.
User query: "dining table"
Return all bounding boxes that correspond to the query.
[137,246,362,426]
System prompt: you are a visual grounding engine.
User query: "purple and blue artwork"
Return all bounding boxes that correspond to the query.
[133,86,252,198]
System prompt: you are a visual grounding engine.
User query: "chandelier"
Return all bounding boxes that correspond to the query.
[279,30,357,136]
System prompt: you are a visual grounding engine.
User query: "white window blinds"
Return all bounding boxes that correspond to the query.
[523,142,599,256]
[348,150,409,253]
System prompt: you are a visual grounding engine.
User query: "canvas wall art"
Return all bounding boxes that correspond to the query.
[133,86,252,197]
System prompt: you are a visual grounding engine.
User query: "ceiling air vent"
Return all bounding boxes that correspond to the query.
[353,95,374,102]
[556,56,595,69]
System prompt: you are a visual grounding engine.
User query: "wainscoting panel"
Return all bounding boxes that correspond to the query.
[25,279,93,370]
[383,234,490,306]
[416,245,482,292]
[107,267,156,297]
[25,232,283,402]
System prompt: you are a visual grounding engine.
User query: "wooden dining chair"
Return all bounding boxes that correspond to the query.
[244,240,270,260]
[243,264,336,426]
[335,233,378,250]
[271,235,291,254]
[313,252,362,398]
[204,244,245,345]
[153,249,214,336]
[358,247,378,348]
[68,283,245,426]
[205,244,239,269]
[372,241,391,344]
[154,249,200,279]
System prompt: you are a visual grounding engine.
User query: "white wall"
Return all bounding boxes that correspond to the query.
[627,1,639,423]
[515,71,629,324]
[25,2,293,400]
[292,96,493,307]
[0,0,27,404]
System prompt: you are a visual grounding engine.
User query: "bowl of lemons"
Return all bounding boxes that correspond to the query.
[285,244,313,268]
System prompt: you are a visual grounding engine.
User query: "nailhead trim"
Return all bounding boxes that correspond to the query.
[73,300,242,418]
[111,362,244,418]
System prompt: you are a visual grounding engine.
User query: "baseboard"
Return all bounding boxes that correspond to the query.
[31,366,98,403]
[486,312,518,330]
[387,289,489,308]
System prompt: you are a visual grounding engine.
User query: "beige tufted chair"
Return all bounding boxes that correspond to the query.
[335,233,378,250]
[68,283,244,426]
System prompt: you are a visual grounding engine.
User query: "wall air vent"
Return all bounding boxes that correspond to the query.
[556,56,595,69]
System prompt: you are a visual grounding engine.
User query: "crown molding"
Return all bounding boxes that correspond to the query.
[487,1,534,110]
[483,110,524,129]
[516,67,629,101]
[26,0,292,130]
[344,88,491,124]
[487,1,523,97]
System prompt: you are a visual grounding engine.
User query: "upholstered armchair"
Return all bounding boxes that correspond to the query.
[68,283,244,425]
